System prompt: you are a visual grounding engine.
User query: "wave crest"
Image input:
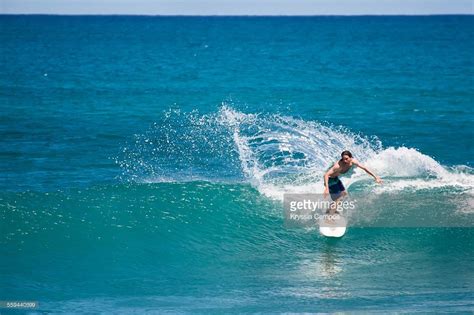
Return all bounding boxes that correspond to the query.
[117,105,474,200]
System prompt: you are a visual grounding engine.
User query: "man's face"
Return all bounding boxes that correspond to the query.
[341,155,352,164]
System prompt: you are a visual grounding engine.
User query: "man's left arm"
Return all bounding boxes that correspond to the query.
[353,159,383,184]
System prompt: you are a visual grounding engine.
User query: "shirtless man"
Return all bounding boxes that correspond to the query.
[323,150,382,213]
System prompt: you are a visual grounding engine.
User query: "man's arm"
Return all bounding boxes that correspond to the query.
[353,159,383,184]
[323,164,336,196]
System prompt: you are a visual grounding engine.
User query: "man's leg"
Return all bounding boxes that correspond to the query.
[328,192,347,215]
[327,178,347,215]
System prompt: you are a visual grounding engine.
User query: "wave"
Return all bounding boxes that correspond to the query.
[117,105,474,200]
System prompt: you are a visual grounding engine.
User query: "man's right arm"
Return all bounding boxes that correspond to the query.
[323,166,334,195]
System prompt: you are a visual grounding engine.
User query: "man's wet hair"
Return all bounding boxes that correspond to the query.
[341,150,353,158]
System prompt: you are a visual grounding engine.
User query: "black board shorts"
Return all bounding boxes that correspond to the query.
[327,176,345,201]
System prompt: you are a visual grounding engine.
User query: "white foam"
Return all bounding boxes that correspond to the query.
[217,106,474,200]
[365,147,474,194]
[120,105,473,200]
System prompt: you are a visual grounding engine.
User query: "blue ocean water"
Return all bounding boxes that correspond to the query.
[1,15,473,312]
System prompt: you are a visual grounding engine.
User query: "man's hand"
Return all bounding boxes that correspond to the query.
[323,187,329,198]
[375,176,383,184]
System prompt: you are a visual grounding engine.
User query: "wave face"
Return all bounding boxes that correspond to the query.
[2,181,474,313]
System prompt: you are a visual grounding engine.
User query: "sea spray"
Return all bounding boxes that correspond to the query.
[117,105,474,201]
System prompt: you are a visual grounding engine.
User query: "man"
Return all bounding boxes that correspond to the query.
[323,150,382,214]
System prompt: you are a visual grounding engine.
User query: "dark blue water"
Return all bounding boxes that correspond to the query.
[1,15,473,312]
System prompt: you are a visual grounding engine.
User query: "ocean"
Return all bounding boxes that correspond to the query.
[1,15,473,313]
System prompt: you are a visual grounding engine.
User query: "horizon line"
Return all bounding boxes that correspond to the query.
[1,13,473,17]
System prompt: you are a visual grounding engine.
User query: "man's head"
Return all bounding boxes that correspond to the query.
[340,150,353,164]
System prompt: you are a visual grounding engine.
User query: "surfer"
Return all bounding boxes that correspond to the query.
[323,150,382,214]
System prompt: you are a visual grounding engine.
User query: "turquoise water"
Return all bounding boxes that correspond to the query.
[1,15,473,312]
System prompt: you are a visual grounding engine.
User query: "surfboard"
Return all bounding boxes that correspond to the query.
[319,214,347,237]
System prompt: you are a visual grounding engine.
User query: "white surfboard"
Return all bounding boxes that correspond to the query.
[319,214,347,237]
